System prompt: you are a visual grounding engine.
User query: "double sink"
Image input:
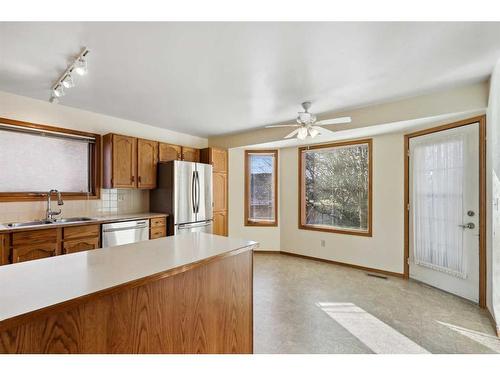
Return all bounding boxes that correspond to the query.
[5,217,95,228]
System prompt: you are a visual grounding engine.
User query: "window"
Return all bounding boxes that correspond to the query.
[0,118,100,201]
[299,139,372,236]
[245,150,278,226]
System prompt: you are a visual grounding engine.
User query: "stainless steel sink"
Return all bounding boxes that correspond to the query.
[54,217,95,223]
[4,217,95,228]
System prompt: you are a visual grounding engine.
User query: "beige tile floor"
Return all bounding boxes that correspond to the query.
[253,253,499,354]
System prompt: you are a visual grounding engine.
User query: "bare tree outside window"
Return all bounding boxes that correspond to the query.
[300,140,371,234]
[245,150,278,226]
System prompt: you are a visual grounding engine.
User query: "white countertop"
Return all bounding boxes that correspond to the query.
[0,233,256,325]
[0,212,168,233]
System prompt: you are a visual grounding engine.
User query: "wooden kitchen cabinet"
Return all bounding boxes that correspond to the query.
[181,147,200,162]
[63,237,100,254]
[150,216,167,239]
[103,134,137,188]
[213,211,228,236]
[137,139,159,189]
[103,133,158,189]
[11,228,61,264]
[201,148,228,236]
[213,172,228,212]
[159,143,182,162]
[0,234,9,265]
[63,224,101,255]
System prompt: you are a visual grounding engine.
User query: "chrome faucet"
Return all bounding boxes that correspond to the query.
[46,189,64,222]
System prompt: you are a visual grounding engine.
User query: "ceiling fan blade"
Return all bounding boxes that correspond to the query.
[311,126,335,136]
[265,124,299,128]
[315,116,352,126]
[284,128,300,139]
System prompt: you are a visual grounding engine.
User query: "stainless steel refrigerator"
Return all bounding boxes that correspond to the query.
[150,160,213,235]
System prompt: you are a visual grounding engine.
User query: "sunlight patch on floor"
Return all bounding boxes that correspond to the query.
[317,302,429,354]
[437,320,500,353]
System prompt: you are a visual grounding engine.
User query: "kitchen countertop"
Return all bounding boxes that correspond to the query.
[0,212,168,233]
[0,232,257,327]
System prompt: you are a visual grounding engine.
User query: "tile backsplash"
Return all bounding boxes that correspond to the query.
[0,189,150,223]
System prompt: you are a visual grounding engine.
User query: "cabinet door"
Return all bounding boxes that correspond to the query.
[150,227,167,239]
[137,139,159,189]
[212,148,228,173]
[159,143,182,162]
[113,134,137,188]
[213,172,227,212]
[0,234,9,265]
[63,237,100,254]
[12,243,58,263]
[182,147,200,162]
[213,211,228,236]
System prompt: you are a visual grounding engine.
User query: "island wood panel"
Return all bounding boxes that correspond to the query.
[0,249,253,354]
[158,143,182,162]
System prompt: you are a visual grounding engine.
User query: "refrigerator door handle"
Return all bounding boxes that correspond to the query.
[191,171,196,214]
[195,170,200,213]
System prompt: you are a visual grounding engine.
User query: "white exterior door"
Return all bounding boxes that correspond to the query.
[409,123,480,302]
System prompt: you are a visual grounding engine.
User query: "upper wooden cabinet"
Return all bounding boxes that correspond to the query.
[181,147,200,162]
[200,147,228,173]
[103,134,158,189]
[103,134,137,189]
[159,143,182,162]
[137,139,159,189]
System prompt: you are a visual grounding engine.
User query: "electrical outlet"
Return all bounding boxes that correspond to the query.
[320,240,326,247]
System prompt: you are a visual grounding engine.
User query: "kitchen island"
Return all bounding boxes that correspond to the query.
[0,233,256,354]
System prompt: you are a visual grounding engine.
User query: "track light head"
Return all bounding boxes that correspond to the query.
[74,58,87,75]
[61,74,75,88]
[49,96,59,104]
[52,85,65,98]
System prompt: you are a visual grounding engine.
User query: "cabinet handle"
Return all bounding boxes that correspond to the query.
[131,176,135,183]
[138,176,142,183]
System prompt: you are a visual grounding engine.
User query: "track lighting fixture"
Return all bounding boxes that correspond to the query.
[49,47,90,103]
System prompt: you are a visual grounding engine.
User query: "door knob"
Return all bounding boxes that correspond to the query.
[458,223,475,229]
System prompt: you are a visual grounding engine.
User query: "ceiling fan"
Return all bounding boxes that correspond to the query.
[265,101,351,140]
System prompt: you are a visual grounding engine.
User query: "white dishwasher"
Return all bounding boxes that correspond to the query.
[102,220,150,247]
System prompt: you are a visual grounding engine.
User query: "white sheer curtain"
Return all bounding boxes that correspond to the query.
[411,134,466,279]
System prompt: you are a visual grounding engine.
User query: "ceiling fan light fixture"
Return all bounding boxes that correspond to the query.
[297,127,308,140]
[308,127,319,138]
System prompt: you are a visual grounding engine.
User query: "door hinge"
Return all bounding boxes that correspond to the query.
[407,149,410,157]
[407,203,410,211]
[407,258,410,265]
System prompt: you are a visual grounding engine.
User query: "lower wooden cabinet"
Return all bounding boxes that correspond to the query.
[12,242,58,263]
[213,211,228,236]
[63,237,100,254]
[0,234,9,266]
[150,216,167,239]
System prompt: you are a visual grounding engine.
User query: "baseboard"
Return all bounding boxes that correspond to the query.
[253,250,281,254]
[278,251,405,278]
[486,308,500,337]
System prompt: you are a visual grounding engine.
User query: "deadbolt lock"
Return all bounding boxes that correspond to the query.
[467,210,475,217]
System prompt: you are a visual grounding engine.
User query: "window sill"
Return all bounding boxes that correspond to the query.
[245,220,278,227]
[299,224,372,237]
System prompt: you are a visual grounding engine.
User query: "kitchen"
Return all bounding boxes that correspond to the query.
[0,117,254,353]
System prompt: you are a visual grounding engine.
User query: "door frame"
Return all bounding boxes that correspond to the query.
[403,115,486,307]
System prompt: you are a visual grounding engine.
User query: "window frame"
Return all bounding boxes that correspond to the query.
[0,117,101,202]
[244,149,278,227]
[298,138,373,237]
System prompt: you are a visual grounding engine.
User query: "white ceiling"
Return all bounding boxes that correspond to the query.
[1,22,500,137]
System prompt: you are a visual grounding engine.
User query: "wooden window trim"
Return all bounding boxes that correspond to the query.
[244,150,278,227]
[298,138,373,237]
[0,117,101,202]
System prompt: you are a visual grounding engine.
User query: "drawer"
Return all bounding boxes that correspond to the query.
[13,228,58,247]
[150,217,166,228]
[150,227,166,239]
[63,237,100,254]
[64,224,100,240]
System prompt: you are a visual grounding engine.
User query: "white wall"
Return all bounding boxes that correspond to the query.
[228,148,281,251]
[279,133,405,274]
[0,91,207,148]
[487,61,500,332]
